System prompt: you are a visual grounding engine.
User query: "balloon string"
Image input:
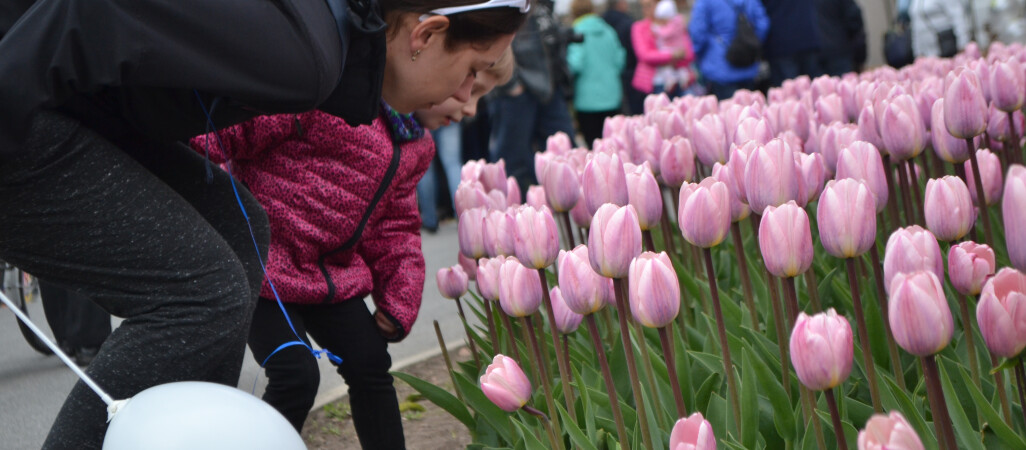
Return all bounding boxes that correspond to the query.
[0,290,115,406]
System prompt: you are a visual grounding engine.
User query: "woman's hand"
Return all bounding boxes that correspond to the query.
[374,309,400,339]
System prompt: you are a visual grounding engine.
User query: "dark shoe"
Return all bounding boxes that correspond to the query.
[74,347,99,366]
[421,224,438,234]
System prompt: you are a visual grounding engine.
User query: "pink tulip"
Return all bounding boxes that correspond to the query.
[744,138,801,215]
[628,251,680,328]
[857,411,925,450]
[797,151,826,204]
[541,156,581,212]
[582,152,630,216]
[458,207,488,259]
[625,163,663,231]
[986,107,1025,143]
[480,354,532,412]
[944,68,989,139]
[977,268,1026,358]
[526,185,547,209]
[588,204,643,278]
[789,309,854,390]
[557,246,614,314]
[546,132,573,154]
[669,412,717,450]
[711,163,751,222]
[458,253,477,281]
[878,93,925,161]
[631,125,663,170]
[835,141,889,212]
[1005,165,1026,271]
[733,116,774,146]
[512,205,559,269]
[679,178,731,248]
[476,257,503,301]
[693,113,730,166]
[461,159,484,182]
[817,179,877,258]
[838,78,860,122]
[479,161,508,196]
[816,93,845,125]
[930,98,971,163]
[436,265,469,299]
[883,226,944,293]
[549,286,583,334]
[989,59,1026,112]
[888,270,953,356]
[948,241,995,296]
[817,122,861,173]
[505,177,522,206]
[924,176,975,242]
[857,103,886,152]
[568,186,593,229]
[915,78,943,130]
[534,152,552,184]
[659,136,696,188]
[645,92,671,113]
[604,116,627,138]
[778,100,812,141]
[727,142,757,203]
[759,201,814,278]
[482,208,516,257]
[454,180,493,217]
[497,256,542,317]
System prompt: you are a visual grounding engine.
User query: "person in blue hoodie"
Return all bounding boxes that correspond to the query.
[689,0,770,99]
[568,0,626,147]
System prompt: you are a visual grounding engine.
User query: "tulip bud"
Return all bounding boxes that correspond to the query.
[797,151,826,204]
[479,161,508,196]
[745,138,802,215]
[458,207,488,259]
[436,265,469,299]
[582,152,630,216]
[817,179,877,258]
[857,103,886,152]
[480,354,532,412]
[948,241,995,296]
[535,152,552,184]
[711,163,751,222]
[546,132,573,154]
[693,113,730,166]
[964,149,1003,206]
[461,159,484,182]
[727,143,755,203]
[625,163,663,231]
[476,257,503,301]
[525,185,547,209]
[669,412,717,450]
[989,59,1026,112]
[569,186,593,229]
[878,94,926,161]
[549,286,583,334]
[505,176,522,206]
[541,156,581,212]
[789,309,854,390]
[977,268,1026,358]
[498,256,542,317]
[588,204,643,278]
[835,141,889,212]
[923,176,975,242]
[930,98,971,163]
[458,252,477,281]
[659,136,696,188]
[818,122,860,173]
[733,117,775,146]
[888,271,953,356]
[679,178,731,248]
[454,180,492,217]
[857,411,925,450]
[816,93,845,125]
[759,201,814,278]
[512,205,559,269]
[482,209,516,257]
[944,69,989,139]
[558,246,614,315]
[1005,165,1026,271]
[628,251,680,328]
[883,226,944,293]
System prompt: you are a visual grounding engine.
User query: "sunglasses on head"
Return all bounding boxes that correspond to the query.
[421,0,530,20]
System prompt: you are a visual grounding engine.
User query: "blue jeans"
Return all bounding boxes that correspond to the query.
[416,123,462,229]
[768,51,822,87]
[707,80,756,100]
[488,86,576,194]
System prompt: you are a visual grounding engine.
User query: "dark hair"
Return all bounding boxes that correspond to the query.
[379,0,529,49]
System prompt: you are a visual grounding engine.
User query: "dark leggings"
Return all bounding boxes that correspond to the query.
[0,111,269,449]
[248,297,405,449]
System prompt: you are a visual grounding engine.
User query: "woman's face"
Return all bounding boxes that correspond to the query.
[383,15,514,114]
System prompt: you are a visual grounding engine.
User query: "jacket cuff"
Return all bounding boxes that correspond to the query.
[378,309,408,343]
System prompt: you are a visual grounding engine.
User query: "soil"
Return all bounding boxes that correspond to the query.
[302,347,473,449]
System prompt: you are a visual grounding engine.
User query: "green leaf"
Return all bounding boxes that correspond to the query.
[746,340,796,441]
[454,371,515,443]
[673,324,695,410]
[740,349,759,449]
[570,363,597,443]
[957,362,1026,448]
[392,371,474,430]
[990,356,1019,374]
[513,417,549,450]
[937,358,985,450]
[880,376,939,450]
[694,372,721,414]
[555,402,598,450]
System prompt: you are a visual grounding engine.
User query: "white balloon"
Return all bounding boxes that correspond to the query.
[103,381,306,450]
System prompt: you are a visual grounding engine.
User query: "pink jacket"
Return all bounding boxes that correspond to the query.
[631,16,696,93]
[191,110,433,340]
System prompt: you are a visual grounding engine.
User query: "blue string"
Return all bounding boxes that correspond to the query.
[192,91,343,377]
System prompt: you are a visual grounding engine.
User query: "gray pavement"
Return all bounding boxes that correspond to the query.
[0,221,470,450]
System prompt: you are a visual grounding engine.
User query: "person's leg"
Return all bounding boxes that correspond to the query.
[60,287,111,362]
[433,123,464,205]
[489,93,540,194]
[247,298,321,431]
[306,298,404,450]
[768,55,801,88]
[38,280,73,353]
[576,110,613,148]
[0,111,266,449]
[533,86,577,151]
[415,160,440,231]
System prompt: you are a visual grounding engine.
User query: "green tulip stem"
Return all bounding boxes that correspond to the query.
[991,351,1014,425]
[920,149,934,181]
[906,160,925,222]
[586,314,631,449]
[845,258,884,413]
[894,158,917,225]
[523,405,561,450]
[957,294,983,396]
[800,385,827,450]
[612,278,656,450]
[769,273,793,402]
[632,319,665,428]
[499,311,522,362]
[869,246,906,391]
[522,316,565,450]
[659,198,683,262]
[781,276,801,326]
[921,354,958,450]
[559,212,576,250]
[537,270,578,420]
[578,226,589,250]
[480,293,501,356]
[824,389,849,450]
[966,142,996,249]
[659,326,688,417]
[881,154,903,230]
[642,229,657,253]
[1007,111,1022,166]
[804,267,823,312]
[731,222,760,330]
[1015,359,1026,433]
[432,320,464,404]
[455,297,482,368]
[703,247,743,437]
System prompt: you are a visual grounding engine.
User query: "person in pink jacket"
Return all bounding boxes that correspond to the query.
[632,0,698,98]
[191,50,513,449]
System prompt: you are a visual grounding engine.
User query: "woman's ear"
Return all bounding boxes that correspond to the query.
[409,15,451,54]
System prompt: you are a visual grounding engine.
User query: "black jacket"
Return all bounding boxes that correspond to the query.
[0,0,385,155]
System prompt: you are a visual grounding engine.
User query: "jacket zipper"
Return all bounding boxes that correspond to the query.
[318,139,403,303]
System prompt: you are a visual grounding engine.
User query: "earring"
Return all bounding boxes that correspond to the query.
[411,49,421,62]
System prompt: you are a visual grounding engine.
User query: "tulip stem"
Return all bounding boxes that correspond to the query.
[660,200,683,262]
[869,246,907,391]
[455,298,482,368]
[500,312,521,362]
[957,294,983,399]
[804,268,822,313]
[642,229,657,252]
[845,258,883,413]
[1015,360,1026,433]
[906,160,925,226]
[433,320,464,404]
[559,212,576,249]
[992,351,1014,425]
[824,389,849,450]
[612,278,655,450]
[1007,111,1022,166]
[522,316,565,450]
[781,276,801,326]
[537,270,578,420]
[895,158,917,225]
[966,143,996,249]
[922,355,958,450]
[481,295,501,357]
[659,326,688,417]
[586,315,631,449]
[523,405,562,450]
[801,385,827,450]
[881,154,903,229]
[752,215,791,401]
[731,222,760,330]
[703,247,742,437]
[633,319,666,428]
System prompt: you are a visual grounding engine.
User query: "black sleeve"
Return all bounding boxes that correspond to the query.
[0,0,343,154]
[0,0,36,37]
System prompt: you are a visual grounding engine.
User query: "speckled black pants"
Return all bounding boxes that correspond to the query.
[0,111,269,449]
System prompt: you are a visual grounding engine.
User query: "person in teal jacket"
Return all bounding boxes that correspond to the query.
[568,0,626,147]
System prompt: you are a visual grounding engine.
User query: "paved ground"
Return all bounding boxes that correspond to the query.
[0,221,468,450]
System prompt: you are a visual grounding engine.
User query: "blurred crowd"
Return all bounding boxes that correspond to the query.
[417,0,1026,231]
